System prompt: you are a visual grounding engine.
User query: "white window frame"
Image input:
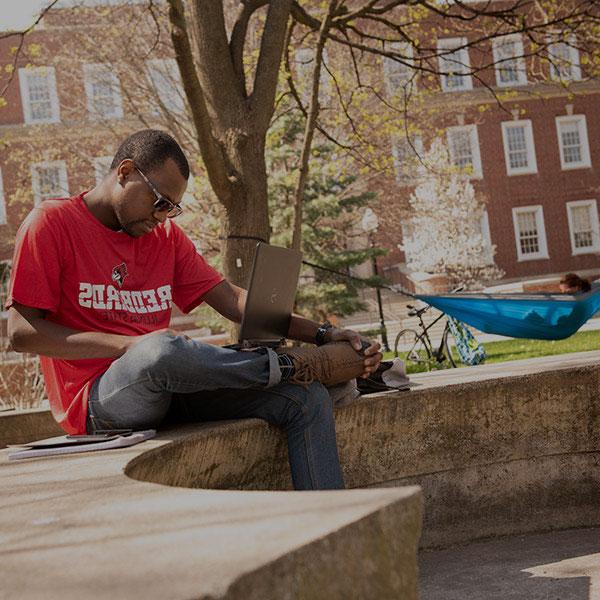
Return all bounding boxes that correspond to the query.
[31,161,69,206]
[93,156,113,185]
[383,42,415,95]
[555,115,591,170]
[437,37,472,92]
[512,205,549,261]
[391,135,423,185]
[548,37,581,82]
[492,34,528,87]
[18,66,60,124]
[566,199,600,255]
[0,167,6,225]
[501,120,538,176]
[146,58,186,114]
[294,47,330,99]
[446,124,482,179]
[83,63,124,120]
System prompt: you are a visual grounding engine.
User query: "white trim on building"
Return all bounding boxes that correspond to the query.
[93,156,113,185]
[501,120,537,176]
[382,41,415,95]
[512,205,549,261]
[146,58,186,114]
[18,66,61,125]
[492,34,528,87]
[555,115,591,170]
[548,37,582,82]
[83,63,124,120]
[446,124,483,178]
[566,199,600,255]
[437,37,473,92]
[31,161,69,206]
[391,135,424,185]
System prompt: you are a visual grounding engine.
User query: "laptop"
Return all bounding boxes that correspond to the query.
[236,243,302,348]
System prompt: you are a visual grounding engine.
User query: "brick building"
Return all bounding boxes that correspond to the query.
[375,16,600,288]
[0,1,598,292]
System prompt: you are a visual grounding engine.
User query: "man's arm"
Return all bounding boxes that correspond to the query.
[8,303,147,359]
[203,280,382,377]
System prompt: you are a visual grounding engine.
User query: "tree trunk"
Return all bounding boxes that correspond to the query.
[220,132,271,288]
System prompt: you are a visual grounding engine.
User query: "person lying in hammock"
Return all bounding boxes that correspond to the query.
[559,273,591,294]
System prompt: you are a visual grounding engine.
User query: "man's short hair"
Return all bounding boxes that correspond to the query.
[560,272,591,292]
[110,129,190,179]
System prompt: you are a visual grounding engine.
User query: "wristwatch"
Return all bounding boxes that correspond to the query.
[315,320,334,346]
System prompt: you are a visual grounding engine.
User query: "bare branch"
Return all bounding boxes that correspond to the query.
[230,0,269,98]
[0,0,61,98]
[291,0,338,250]
[167,0,233,201]
[251,0,294,131]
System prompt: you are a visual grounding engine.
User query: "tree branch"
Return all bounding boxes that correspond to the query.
[167,0,233,201]
[291,0,337,250]
[230,0,269,98]
[251,0,294,131]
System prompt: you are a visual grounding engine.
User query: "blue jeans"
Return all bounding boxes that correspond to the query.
[87,333,345,490]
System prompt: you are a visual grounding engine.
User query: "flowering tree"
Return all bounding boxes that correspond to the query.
[402,139,504,289]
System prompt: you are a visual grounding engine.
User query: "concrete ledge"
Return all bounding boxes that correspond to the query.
[2,350,599,598]
[0,407,62,448]
[126,351,600,548]
[0,442,421,599]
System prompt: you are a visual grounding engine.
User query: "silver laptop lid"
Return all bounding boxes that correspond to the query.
[238,243,302,346]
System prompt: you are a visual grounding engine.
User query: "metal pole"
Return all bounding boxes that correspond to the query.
[370,236,390,352]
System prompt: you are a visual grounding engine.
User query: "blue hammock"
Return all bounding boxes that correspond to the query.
[416,286,600,340]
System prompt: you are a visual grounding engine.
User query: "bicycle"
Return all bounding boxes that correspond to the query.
[394,301,457,371]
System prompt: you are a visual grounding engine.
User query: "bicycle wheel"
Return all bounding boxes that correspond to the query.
[442,327,457,368]
[394,329,432,369]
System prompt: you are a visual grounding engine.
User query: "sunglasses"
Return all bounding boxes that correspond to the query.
[135,166,183,218]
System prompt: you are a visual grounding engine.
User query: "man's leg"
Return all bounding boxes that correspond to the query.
[167,382,345,490]
[87,332,280,431]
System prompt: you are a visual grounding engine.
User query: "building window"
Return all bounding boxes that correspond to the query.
[383,42,414,95]
[548,38,581,82]
[146,59,186,114]
[18,66,60,124]
[437,37,472,92]
[501,120,537,175]
[492,35,527,87]
[566,200,599,255]
[93,156,113,185]
[555,115,591,170]
[512,206,549,261]
[446,125,482,178]
[31,161,69,206]
[83,63,123,119]
[0,168,6,225]
[294,47,330,100]
[391,135,423,185]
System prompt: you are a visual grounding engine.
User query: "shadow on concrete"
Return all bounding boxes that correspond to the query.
[420,527,600,600]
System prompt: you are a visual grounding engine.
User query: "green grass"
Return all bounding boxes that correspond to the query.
[383,328,600,373]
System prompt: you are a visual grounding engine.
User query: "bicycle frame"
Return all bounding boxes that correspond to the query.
[413,309,449,362]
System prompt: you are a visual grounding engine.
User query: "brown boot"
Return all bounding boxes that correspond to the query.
[277,342,365,386]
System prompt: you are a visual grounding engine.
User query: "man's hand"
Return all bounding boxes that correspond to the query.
[329,328,383,378]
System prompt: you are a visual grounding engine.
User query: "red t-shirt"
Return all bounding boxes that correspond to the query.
[7,193,224,434]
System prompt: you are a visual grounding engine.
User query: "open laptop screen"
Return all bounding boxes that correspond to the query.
[238,243,302,345]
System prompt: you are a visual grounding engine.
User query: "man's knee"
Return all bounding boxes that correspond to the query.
[285,382,332,428]
[130,333,183,370]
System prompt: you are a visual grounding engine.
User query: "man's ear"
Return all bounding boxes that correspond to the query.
[116,159,134,185]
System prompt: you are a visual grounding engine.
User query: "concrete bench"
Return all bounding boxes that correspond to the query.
[2,350,599,598]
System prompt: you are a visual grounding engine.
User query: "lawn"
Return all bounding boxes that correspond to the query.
[383,328,600,373]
